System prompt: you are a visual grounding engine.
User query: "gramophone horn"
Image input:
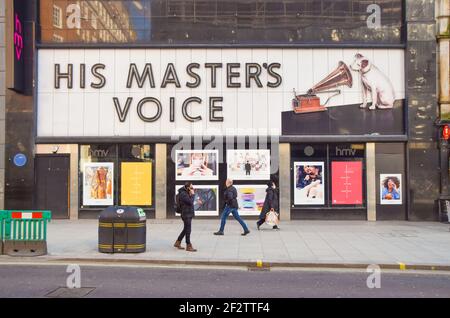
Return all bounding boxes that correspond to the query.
[308,61,353,95]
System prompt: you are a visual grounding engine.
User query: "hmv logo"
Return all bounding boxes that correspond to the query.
[89,149,109,158]
[335,146,356,157]
[14,13,23,61]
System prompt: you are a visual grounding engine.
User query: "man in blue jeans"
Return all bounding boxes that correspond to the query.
[214,179,250,236]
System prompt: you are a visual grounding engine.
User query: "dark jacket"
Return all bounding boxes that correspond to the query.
[178,186,195,218]
[259,187,279,219]
[224,185,239,209]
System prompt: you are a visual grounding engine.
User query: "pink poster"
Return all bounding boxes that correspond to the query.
[331,161,363,205]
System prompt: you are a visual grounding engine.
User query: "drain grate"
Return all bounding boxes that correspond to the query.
[45,287,96,298]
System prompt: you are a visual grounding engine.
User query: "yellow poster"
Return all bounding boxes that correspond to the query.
[121,162,152,206]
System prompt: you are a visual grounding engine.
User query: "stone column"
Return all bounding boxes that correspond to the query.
[0,0,5,209]
[279,143,291,221]
[155,143,167,219]
[366,143,376,221]
[406,0,439,220]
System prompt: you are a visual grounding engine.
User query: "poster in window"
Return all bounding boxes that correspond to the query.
[83,162,114,206]
[293,162,325,205]
[175,185,219,216]
[380,174,402,205]
[121,162,152,206]
[175,150,219,181]
[226,149,271,180]
[331,161,363,205]
[234,185,267,216]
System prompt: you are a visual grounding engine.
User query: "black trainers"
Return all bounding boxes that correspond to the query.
[273,225,280,230]
[256,222,260,231]
[241,230,250,236]
[214,231,224,235]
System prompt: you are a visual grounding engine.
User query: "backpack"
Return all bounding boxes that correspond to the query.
[175,193,182,214]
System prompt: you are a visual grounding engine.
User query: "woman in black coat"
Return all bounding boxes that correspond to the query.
[174,182,197,252]
[257,180,280,230]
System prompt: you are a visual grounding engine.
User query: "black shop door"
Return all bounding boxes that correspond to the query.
[35,155,70,219]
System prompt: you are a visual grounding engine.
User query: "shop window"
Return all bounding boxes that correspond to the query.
[291,143,365,208]
[292,144,327,206]
[119,145,154,206]
[79,144,154,209]
[330,144,365,207]
[170,142,277,217]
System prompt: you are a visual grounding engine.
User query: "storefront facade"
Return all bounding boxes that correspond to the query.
[3,0,441,221]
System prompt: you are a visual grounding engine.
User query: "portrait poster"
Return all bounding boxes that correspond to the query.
[175,185,219,216]
[121,162,152,206]
[83,162,114,206]
[234,185,267,216]
[380,174,402,205]
[331,161,363,205]
[226,149,271,180]
[175,150,219,181]
[294,161,325,205]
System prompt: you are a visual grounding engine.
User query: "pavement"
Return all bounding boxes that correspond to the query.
[1,219,450,270]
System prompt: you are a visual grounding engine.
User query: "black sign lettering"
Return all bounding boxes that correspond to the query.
[113,97,133,122]
[205,63,222,88]
[209,97,224,122]
[246,63,263,88]
[267,63,282,88]
[182,97,202,122]
[127,63,155,88]
[227,63,241,88]
[186,63,201,88]
[54,63,73,89]
[91,64,106,89]
[161,63,181,88]
[137,97,162,122]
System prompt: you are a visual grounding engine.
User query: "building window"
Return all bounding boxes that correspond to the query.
[52,5,63,29]
[291,143,366,208]
[52,34,64,43]
[91,14,97,29]
[79,144,154,209]
[40,0,403,45]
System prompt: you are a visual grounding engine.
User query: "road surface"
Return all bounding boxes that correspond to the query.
[0,264,449,298]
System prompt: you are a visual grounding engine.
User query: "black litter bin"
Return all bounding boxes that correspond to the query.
[98,206,147,253]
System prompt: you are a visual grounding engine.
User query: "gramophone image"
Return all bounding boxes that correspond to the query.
[292,61,353,114]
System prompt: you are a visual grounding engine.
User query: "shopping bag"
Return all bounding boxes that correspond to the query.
[265,209,279,226]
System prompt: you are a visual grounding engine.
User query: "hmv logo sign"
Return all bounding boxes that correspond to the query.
[89,149,110,158]
[9,0,26,93]
[14,13,23,61]
[335,146,357,157]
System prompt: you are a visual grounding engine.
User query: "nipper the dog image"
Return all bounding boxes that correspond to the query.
[351,53,395,110]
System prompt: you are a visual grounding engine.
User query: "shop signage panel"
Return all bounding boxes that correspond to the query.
[37,48,405,137]
[82,162,114,206]
[380,173,402,205]
[226,149,271,181]
[175,185,219,216]
[175,149,219,181]
[331,161,363,205]
[121,162,152,206]
[293,161,325,205]
[234,185,267,216]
